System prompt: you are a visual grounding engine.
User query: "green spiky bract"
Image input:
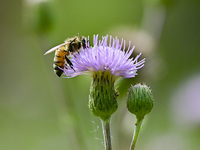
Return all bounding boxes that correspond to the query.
[89,71,118,121]
[127,83,154,120]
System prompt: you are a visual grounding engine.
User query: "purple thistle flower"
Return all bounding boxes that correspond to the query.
[63,35,145,78]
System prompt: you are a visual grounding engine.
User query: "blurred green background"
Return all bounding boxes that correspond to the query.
[0,0,200,150]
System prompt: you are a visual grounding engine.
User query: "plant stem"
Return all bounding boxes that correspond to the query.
[129,118,144,150]
[101,118,112,150]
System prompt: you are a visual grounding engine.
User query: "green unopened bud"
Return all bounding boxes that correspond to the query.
[89,71,118,121]
[127,83,154,120]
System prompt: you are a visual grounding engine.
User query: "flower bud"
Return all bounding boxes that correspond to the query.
[127,83,154,120]
[89,71,118,121]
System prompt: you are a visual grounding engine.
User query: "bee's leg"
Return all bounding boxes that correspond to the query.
[65,55,75,71]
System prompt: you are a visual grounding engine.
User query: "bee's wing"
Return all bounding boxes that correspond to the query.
[44,42,70,55]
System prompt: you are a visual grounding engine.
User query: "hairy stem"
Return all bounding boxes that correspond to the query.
[101,119,112,150]
[129,118,144,150]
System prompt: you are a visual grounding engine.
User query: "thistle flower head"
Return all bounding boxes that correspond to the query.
[63,35,145,78]
[63,35,145,121]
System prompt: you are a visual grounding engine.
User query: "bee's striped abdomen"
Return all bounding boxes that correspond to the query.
[53,51,65,77]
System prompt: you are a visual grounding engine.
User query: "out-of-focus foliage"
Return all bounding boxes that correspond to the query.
[0,0,200,150]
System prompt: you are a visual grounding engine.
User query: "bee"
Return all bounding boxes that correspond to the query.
[44,34,88,77]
